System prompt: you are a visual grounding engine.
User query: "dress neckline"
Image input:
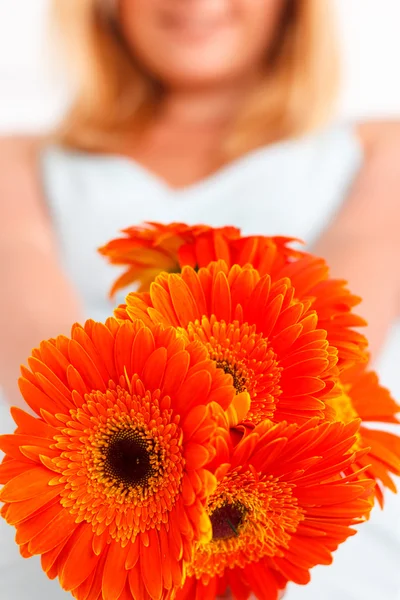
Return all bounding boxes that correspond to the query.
[52,127,335,195]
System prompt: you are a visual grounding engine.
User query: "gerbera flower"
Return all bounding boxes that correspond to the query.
[101,222,367,369]
[99,222,241,297]
[0,318,249,600]
[177,418,373,600]
[122,261,339,425]
[270,254,368,370]
[328,363,400,506]
[225,234,368,368]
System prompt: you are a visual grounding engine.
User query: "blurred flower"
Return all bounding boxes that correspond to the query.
[0,318,247,600]
[121,261,340,425]
[101,222,367,369]
[177,419,373,600]
[328,363,400,506]
[99,222,241,296]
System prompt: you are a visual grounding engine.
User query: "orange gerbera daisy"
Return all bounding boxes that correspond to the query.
[99,222,241,296]
[121,261,339,426]
[328,363,400,506]
[267,253,368,370]
[101,222,367,369]
[0,318,249,600]
[176,418,373,600]
[210,234,368,369]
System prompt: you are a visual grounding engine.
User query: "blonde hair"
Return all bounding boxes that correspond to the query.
[52,0,340,160]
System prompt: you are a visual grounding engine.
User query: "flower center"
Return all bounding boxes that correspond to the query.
[185,316,282,422]
[54,377,184,544]
[210,502,247,540]
[215,361,247,394]
[187,469,304,580]
[103,430,158,490]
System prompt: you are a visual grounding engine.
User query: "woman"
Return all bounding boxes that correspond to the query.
[0,1,399,599]
[0,0,399,404]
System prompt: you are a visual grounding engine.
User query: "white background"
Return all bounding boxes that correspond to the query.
[0,0,400,132]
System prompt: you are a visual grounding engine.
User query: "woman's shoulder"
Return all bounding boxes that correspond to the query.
[0,134,42,160]
[355,120,400,155]
[0,135,50,232]
[0,135,43,185]
[300,120,400,159]
[270,123,363,177]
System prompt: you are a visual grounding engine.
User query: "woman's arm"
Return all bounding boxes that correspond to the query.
[314,121,400,360]
[0,137,83,406]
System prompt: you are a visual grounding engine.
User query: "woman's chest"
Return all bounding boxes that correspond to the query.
[41,127,362,317]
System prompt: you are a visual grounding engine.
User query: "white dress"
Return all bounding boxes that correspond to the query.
[0,126,399,600]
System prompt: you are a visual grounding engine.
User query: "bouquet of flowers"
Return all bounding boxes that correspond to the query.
[1,222,399,600]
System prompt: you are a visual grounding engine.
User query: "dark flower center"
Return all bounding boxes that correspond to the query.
[215,360,247,394]
[104,430,156,489]
[210,502,248,540]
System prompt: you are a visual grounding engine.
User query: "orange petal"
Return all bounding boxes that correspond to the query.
[73,324,112,383]
[226,391,251,427]
[4,485,62,525]
[0,466,53,502]
[130,325,156,376]
[243,562,280,600]
[15,499,62,545]
[142,347,168,390]
[37,339,70,384]
[60,523,98,591]
[92,531,108,557]
[128,562,146,600]
[211,271,232,323]
[18,377,66,417]
[114,322,137,378]
[180,267,208,315]
[72,565,97,600]
[163,351,191,397]
[158,526,172,591]
[28,507,78,555]
[90,321,118,381]
[149,282,180,327]
[140,528,163,600]
[34,373,71,412]
[66,365,89,397]
[181,404,209,440]
[102,542,129,600]
[185,443,210,470]
[27,357,71,407]
[41,537,71,576]
[0,459,31,484]
[68,340,107,392]
[272,555,311,585]
[168,275,201,327]
[175,370,212,413]
[20,445,59,463]
[85,548,109,600]
[0,434,54,462]
[125,539,140,570]
[10,407,58,439]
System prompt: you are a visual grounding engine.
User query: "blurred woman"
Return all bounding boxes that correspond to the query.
[1,0,399,404]
[0,3,399,596]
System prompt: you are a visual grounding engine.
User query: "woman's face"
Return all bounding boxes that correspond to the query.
[118,0,286,89]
